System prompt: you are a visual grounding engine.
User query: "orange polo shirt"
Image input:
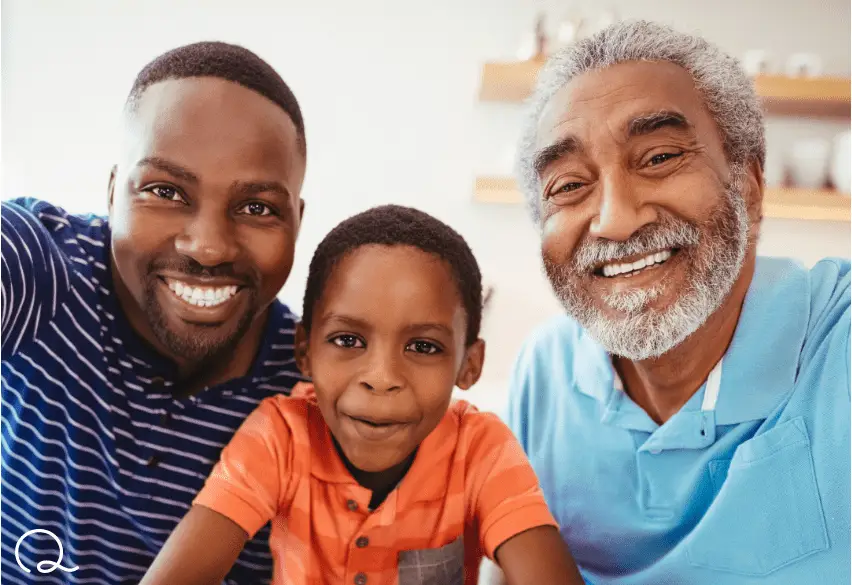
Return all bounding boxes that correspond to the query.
[194,386,558,585]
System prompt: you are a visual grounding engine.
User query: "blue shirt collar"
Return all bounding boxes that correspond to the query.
[572,257,809,427]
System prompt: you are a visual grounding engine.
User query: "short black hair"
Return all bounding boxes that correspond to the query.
[126,41,306,156]
[302,205,483,345]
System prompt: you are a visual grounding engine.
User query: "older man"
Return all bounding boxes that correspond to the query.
[497,20,849,584]
[1,42,306,584]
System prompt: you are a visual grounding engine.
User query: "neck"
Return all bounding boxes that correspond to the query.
[615,251,756,424]
[174,311,268,396]
[335,438,416,496]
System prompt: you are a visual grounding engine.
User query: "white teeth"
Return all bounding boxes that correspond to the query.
[164,279,240,307]
[601,249,673,278]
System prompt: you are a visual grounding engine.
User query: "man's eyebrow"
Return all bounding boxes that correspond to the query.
[231,180,292,200]
[627,111,693,138]
[136,157,199,184]
[532,135,583,175]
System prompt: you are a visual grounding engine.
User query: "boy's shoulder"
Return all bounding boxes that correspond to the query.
[446,399,519,454]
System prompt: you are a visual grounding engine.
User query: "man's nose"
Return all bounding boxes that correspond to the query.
[174,208,240,267]
[589,171,656,241]
[359,347,405,394]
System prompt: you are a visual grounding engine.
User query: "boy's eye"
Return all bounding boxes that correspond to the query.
[330,334,365,349]
[405,340,442,355]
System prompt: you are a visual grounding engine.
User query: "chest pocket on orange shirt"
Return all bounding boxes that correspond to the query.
[398,536,464,585]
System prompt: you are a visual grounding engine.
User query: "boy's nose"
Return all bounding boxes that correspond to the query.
[359,351,404,394]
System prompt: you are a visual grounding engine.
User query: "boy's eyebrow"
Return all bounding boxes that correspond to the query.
[322,314,371,329]
[403,323,454,337]
[321,313,454,337]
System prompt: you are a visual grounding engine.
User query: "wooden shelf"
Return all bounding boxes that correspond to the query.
[478,61,850,118]
[473,176,851,222]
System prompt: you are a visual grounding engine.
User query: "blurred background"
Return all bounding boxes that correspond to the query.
[2,0,850,413]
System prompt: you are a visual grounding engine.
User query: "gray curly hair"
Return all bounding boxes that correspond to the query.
[516,20,766,223]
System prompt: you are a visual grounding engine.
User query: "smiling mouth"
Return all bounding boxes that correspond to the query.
[595,248,678,279]
[162,277,242,308]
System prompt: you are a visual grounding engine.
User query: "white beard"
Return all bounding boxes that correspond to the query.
[543,169,751,360]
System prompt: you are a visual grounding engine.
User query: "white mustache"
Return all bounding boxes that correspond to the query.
[571,219,701,273]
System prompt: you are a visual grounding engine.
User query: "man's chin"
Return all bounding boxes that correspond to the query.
[149,312,254,366]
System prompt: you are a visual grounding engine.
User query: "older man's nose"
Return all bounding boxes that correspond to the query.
[589,173,655,241]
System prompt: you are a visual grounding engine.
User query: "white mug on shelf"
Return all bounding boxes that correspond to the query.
[830,131,851,195]
[788,139,831,190]
[763,148,786,188]
[742,50,772,76]
[785,53,823,78]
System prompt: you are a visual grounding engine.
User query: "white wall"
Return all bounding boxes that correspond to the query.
[3,0,850,413]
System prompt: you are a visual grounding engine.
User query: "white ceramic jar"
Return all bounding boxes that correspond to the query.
[830,131,851,195]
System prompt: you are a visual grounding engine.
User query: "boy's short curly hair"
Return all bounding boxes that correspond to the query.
[302,205,483,345]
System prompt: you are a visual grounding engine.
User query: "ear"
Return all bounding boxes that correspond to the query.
[295,322,312,378]
[107,165,118,212]
[743,159,764,241]
[299,198,305,222]
[455,339,485,391]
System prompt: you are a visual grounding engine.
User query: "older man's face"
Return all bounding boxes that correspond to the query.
[534,61,754,359]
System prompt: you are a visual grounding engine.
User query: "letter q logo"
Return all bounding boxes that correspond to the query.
[14,529,79,574]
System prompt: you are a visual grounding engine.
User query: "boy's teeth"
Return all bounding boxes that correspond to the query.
[601,249,672,278]
[165,279,239,307]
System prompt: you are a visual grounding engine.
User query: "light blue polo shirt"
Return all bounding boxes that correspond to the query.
[507,257,850,584]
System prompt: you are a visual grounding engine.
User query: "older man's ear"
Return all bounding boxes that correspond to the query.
[744,158,765,241]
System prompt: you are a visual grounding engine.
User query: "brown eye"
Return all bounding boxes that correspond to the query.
[647,152,683,166]
[145,185,185,202]
[330,334,365,349]
[238,202,275,216]
[405,340,441,355]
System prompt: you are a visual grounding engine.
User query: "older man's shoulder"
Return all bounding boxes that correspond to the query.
[805,257,850,340]
[809,257,850,301]
[515,314,599,369]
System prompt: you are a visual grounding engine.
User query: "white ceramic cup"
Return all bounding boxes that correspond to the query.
[830,131,851,194]
[743,50,772,76]
[785,53,823,78]
[788,139,831,189]
[763,148,786,188]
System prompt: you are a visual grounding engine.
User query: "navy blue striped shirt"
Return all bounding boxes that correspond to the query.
[1,197,304,584]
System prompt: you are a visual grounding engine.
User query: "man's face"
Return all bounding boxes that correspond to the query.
[109,77,305,366]
[533,61,758,359]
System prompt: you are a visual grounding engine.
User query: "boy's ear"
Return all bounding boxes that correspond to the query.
[455,339,485,391]
[294,322,312,378]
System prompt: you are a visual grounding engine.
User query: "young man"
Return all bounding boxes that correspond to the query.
[1,41,307,584]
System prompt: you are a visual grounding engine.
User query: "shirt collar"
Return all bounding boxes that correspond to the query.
[572,257,809,426]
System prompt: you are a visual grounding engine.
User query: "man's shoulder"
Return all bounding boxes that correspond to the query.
[515,313,590,370]
[807,257,850,311]
[267,298,300,328]
[3,197,108,235]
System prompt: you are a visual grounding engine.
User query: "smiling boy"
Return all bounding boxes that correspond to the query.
[141,205,583,585]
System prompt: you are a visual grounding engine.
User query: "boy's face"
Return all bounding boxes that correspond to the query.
[296,244,484,473]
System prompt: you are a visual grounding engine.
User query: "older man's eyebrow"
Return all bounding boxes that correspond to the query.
[532,135,584,175]
[627,111,693,138]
